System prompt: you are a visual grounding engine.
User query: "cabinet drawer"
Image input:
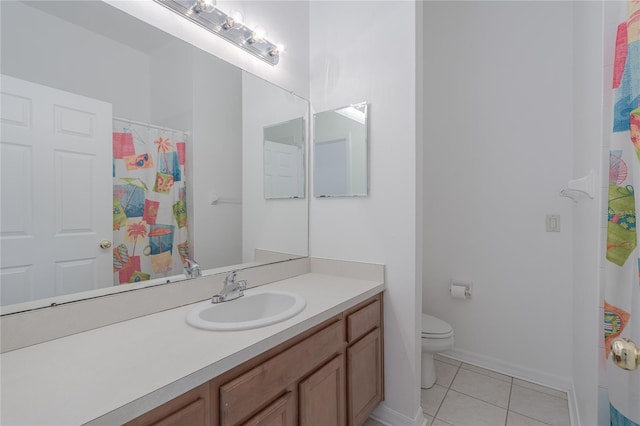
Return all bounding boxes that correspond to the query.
[153,398,206,426]
[220,320,345,426]
[347,299,380,343]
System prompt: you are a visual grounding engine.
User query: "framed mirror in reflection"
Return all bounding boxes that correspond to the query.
[0,0,309,314]
[313,102,368,198]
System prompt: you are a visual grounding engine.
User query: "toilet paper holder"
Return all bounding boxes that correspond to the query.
[450,281,472,299]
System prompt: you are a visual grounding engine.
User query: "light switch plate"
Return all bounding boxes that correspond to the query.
[546,214,560,232]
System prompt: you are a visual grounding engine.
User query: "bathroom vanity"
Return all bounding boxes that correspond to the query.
[127,294,382,426]
[0,264,384,426]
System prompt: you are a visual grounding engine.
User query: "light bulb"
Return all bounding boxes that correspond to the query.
[194,0,215,14]
[222,10,244,30]
[269,44,285,57]
[229,10,244,26]
[248,25,266,44]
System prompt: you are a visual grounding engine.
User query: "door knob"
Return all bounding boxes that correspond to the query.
[611,337,640,371]
[99,240,112,249]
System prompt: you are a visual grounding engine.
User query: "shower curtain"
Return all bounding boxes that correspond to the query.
[605,1,640,425]
[112,119,190,285]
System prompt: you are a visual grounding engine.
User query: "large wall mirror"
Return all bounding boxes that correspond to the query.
[0,0,309,314]
[313,102,368,197]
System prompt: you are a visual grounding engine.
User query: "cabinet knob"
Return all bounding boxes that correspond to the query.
[99,240,112,249]
[611,337,640,371]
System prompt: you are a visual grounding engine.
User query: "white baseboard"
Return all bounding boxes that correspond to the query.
[443,348,579,426]
[568,382,581,426]
[371,402,427,426]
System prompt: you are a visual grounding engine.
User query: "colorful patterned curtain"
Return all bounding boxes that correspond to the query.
[605,1,640,425]
[111,119,190,285]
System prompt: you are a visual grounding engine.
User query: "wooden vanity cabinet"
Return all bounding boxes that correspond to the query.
[127,293,383,426]
[345,298,383,426]
[241,392,295,426]
[298,354,346,426]
[125,383,211,426]
[218,320,345,426]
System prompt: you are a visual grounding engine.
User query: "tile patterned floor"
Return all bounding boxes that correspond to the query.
[364,354,571,426]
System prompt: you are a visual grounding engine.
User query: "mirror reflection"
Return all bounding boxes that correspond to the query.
[264,118,306,199]
[0,0,309,313]
[313,102,368,197]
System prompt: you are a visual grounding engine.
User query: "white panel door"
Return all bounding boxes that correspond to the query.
[264,140,303,199]
[1,75,112,305]
[314,138,349,197]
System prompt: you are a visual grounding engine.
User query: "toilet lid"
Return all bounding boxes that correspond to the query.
[422,314,453,337]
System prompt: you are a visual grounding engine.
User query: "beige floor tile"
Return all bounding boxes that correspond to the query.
[363,418,386,426]
[437,390,507,426]
[507,411,552,426]
[460,363,512,383]
[424,414,434,426]
[513,378,568,400]
[421,384,448,416]
[432,418,455,426]
[509,385,570,426]
[435,353,462,367]
[450,368,512,408]
[435,360,459,388]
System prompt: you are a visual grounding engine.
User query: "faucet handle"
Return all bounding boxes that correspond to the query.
[225,271,237,284]
[183,258,201,278]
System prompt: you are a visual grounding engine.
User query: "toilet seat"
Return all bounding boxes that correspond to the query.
[422,314,453,339]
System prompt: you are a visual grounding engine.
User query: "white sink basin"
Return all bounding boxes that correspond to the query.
[185,289,306,331]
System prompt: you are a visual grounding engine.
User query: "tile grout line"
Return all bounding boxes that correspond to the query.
[432,363,461,424]
[511,381,570,402]
[507,383,561,426]
[505,377,513,426]
[441,362,514,424]
[459,362,512,383]
[442,368,513,413]
[510,411,556,426]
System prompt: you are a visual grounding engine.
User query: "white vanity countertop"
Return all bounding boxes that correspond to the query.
[0,272,384,426]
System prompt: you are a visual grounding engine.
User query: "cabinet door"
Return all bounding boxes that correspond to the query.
[242,392,295,426]
[347,329,382,426]
[299,355,346,426]
[220,320,344,426]
[125,383,210,426]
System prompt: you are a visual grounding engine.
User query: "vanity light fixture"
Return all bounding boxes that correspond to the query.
[154,0,281,66]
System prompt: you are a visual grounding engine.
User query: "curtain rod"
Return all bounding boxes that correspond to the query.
[112,116,190,135]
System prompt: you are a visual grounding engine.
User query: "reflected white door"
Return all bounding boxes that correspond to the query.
[314,138,349,197]
[264,140,303,198]
[1,75,112,305]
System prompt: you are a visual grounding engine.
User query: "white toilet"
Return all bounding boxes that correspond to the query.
[421,314,454,389]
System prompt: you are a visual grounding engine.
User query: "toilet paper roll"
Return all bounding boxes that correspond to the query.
[450,284,468,299]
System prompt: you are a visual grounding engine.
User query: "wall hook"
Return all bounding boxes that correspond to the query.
[560,170,595,203]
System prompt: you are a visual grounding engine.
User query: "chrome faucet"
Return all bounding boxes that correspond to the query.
[211,271,247,303]
[183,258,201,278]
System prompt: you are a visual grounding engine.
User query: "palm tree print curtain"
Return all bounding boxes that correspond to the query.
[112,119,190,285]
